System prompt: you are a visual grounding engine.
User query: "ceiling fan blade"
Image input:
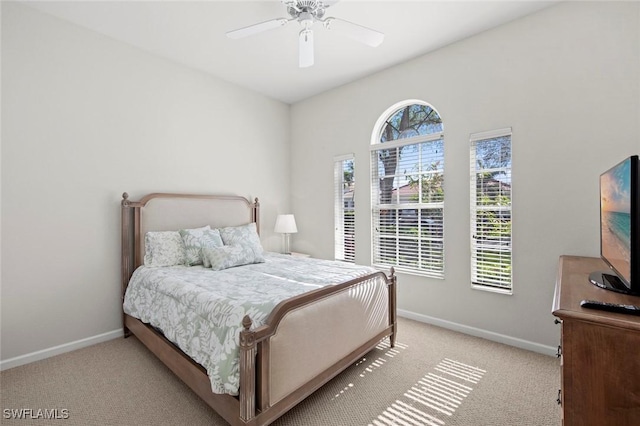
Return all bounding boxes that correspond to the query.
[226,18,289,39]
[320,0,340,6]
[325,17,384,47]
[299,29,314,68]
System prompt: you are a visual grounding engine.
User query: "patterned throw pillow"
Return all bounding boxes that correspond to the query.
[219,223,264,255]
[144,231,186,267]
[202,245,265,271]
[179,226,224,266]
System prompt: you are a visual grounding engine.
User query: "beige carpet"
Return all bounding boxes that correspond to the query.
[1,317,560,425]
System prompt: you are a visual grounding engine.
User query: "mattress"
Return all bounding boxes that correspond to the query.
[123,253,379,395]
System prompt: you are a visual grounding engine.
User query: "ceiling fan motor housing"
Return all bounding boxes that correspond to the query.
[287,0,327,22]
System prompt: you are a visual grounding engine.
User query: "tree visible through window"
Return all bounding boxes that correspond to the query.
[470,128,512,292]
[371,103,444,277]
[335,154,355,262]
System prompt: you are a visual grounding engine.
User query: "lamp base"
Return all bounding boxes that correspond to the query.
[283,233,291,255]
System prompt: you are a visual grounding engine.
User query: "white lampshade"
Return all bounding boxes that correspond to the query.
[274,214,298,234]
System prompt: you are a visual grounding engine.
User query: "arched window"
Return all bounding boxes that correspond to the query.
[370,101,444,277]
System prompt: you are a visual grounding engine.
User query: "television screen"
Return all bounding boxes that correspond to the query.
[600,157,633,285]
[590,154,640,296]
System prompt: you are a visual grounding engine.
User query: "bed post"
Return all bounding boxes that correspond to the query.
[239,315,256,423]
[253,197,260,235]
[389,267,397,348]
[121,193,133,338]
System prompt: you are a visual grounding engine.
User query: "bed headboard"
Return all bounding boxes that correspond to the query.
[121,192,259,296]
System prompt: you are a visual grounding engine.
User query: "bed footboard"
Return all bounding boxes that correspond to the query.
[239,269,396,424]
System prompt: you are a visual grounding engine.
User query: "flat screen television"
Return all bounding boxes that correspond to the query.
[589,155,640,295]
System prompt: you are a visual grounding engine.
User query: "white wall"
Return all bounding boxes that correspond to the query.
[2,1,639,366]
[290,1,640,349]
[1,3,290,361]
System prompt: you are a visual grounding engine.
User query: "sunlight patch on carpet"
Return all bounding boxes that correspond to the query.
[331,340,408,401]
[369,358,486,425]
[376,340,409,358]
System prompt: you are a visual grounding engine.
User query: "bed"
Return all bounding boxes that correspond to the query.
[121,192,397,425]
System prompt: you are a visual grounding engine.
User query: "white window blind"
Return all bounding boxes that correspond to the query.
[470,128,512,292]
[334,154,355,262]
[371,103,444,277]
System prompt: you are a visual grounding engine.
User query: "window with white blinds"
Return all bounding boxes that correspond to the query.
[335,154,355,262]
[371,103,444,277]
[470,128,512,292]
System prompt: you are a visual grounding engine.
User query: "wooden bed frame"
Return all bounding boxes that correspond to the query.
[121,192,397,425]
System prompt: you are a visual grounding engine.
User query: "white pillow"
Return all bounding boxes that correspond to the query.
[144,231,186,267]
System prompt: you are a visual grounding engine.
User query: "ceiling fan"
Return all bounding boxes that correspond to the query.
[226,0,384,68]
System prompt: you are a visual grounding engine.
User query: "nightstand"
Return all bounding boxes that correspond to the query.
[289,252,310,258]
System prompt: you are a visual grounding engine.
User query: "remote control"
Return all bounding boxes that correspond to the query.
[580,300,640,316]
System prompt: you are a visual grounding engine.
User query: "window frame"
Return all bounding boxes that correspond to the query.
[469,127,513,294]
[370,101,445,278]
[334,153,355,263]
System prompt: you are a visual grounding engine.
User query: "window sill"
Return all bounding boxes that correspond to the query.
[471,283,513,295]
[372,263,444,280]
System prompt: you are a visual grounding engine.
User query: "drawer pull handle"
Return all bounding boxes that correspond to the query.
[554,318,562,325]
[556,389,562,405]
[556,345,562,358]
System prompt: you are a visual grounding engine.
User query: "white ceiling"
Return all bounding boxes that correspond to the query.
[23,0,557,104]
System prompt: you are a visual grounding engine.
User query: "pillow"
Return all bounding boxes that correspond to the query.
[219,223,264,254]
[179,226,224,266]
[144,231,186,267]
[202,245,265,271]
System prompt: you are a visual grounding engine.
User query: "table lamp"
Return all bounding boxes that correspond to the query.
[274,214,298,254]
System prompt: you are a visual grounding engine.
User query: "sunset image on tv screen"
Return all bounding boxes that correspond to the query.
[601,158,632,282]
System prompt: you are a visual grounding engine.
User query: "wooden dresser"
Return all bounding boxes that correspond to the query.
[552,255,640,425]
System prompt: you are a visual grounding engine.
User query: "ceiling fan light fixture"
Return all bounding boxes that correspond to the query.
[299,29,314,68]
[299,11,314,29]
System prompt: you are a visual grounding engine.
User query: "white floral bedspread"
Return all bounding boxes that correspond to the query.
[123,253,379,395]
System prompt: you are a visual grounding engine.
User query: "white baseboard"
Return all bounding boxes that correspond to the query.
[398,309,557,357]
[1,312,555,371]
[0,329,123,371]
